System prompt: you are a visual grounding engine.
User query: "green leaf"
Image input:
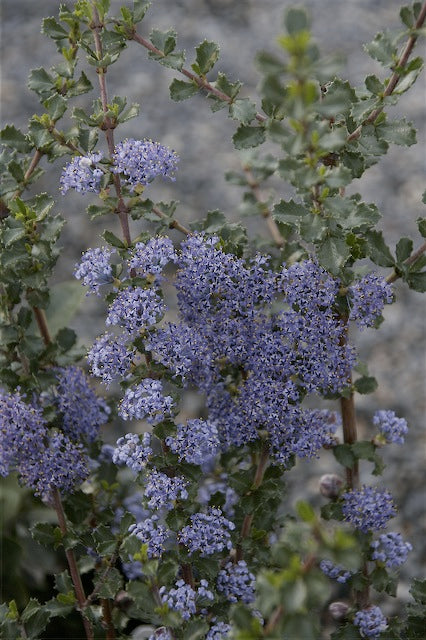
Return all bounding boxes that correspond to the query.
[316,79,357,118]
[2,223,25,247]
[366,230,395,267]
[284,8,309,34]
[273,199,308,226]
[169,78,199,102]
[351,441,376,461]
[56,327,77,351]
[68,71,93,97]
[193,40,220,75]
[354,376,378,394]
[365,74,384,95]
[364,32,396,67]
[184,619,210,640]
[376,118,416,146]
[417,217,426,237]
[406,271,426,292]
[102,229,126,248]
[400,5,415,28]
[96,567,123,599]
[410,578,426,604]
[28,119,53,149]
[0,125,31,153]
[149,28,176,55]
[396,237,414,264]
[317,236,350,275]
[350,97,378,123]
[28,68,55,98]
[296,501,316,523]
[229,99,257,125]
[42,17,68,40]
[21,600,51,640]
[31,522,60,547]
[233,124,266,150]
[43,94,67,121]
[333,444,356,469]
[133,0,152,23]
[393,63,423,94]
[42,281,86,335]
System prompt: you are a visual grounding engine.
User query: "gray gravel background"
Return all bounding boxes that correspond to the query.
[1,0,425,599]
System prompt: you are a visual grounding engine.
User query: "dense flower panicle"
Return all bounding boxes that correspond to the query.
[74,247,115,295]
[319,559,353,584]
[159,579,213,621]
[178,507,235,556]
[373,410,408,445]
[353,606,388,638]
[60,152,103,195]
[371,532,413,568]
[55,367,109,443]
[144,471,188,511]
[349,273,393,329]
[23,432,89,500]
[113,432,152,472]
[166,418,220,466]
[206,621,231,639]
[217,561,256,603]
[341,486,396,533]
[112,138,179,189]
[278,260,339,310]
[106,287,165,335]
[88,333,134,386]
[129,516,170,558]
[118,379,174,423]
[0,390,46,477]
[129,237,177,281]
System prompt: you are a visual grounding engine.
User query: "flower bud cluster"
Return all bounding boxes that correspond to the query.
[370,532,412,568]
[159,579,213,621]
[217,561,256,603]
[353,606,388,638]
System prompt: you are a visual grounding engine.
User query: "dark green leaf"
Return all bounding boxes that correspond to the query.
[28,119,53,149]
[0,125,31,153]
[273,199,308,225]
[317,236,351,275]
[400,6,414,28]
[133,0,151,22]
[28,68,55,98]
[406,271,426,292]
[96,568,123,599]
[149,28,176,55]
[351,441,376,460]
[68,71,93,97]
[365,74,384,95]
[102,229,126,248]
[42,17,68,40]
[43,94,67,121]
[169,78,199,102]
[354,375,378,394]
[233,124,265,150]
[393,64,423,94]
[376,118,416,146]
[31,523,60,547]
[316,79,357,118]
[364,32,396,67]
[284,8,309,34]
[350,97,378,123]
[333,444,356,468]
[56,327,77,351]
[417,217,426,237]
[365,230,395,267]
[229,99,257,125]
[21,600,51,640]
[410,578,426,604]
[396,237,414,264]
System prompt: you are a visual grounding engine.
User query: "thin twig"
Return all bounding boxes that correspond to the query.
[348,1,426,142]
[101,599,116,640]
[264,605,284,634]
[242,165,284,248]
[386,240,426,283]
[52,489,94,640]
[151,205,191,235]
[33,307,52,345]
[130,31,266,123]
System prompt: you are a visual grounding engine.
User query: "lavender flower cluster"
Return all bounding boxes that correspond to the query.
[217,561,256,603]
[159,579,213,621]
[353,606,388,638]
[370,532,412,568]
[373,410,408,445]
[319,559,354,584]
[341,486,396,533]
[178,507,235,556]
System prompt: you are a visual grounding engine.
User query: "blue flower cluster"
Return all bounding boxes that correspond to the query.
[206,621,231,639]
[1,390,89,499]
[349,273,393,329]
[319,559,353,584]
[74,247,115,295]
[353,606,388,638]
[159,579,213,621]
[60,152,103,195]
[148,629,172,640]
[341,486,396,533]
[129,515,170,558]
[129,237,177,281]
[144,470,188,511]
[112,138,179,189]
[55,366,109,442]
[88,333,134,386]
[166,419,220,466]
[178,507,235,556]
[113,432,152,472]
[373,410,408,445]
[118,379,174,424]
[106,287,165,335]
[216,561,256,603]
[371,532,412,568]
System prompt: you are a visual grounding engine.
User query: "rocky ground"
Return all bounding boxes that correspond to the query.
[2,0,425,595]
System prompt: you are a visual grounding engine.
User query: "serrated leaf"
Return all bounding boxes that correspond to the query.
[214,72,242,100]
[31,522,59,547]
[365,74,384,95]
[28,68,55,97]
[364,32,396,67]
[96,567,123,599]
[273,199,308,225]
[396,237,414,264]
[316,79,357,118]
[56,327,77,351]
[233,124,265,150]
[2,224,25,247]
[417,217,426,237]
[317,236,350,275]
[406,271,426,292]
[376,118,416,146]
[43,94,67,121]
[42,16,68,40]
[354,376,378,394]
[133,0,151,22]
[102,229,126,248]
[229,99,257,125]
[350,97,378,123]
[149,28,176,55]
[21,600,50,640]
[68,71,93,97]
[366,230,395,267]
[194,40,220,75]
[169,78,199,102]
[0,125,31,153]
[393,65,423,94]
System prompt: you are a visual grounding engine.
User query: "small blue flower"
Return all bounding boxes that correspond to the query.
[113,432,152,472]
[353,606,388,638]
[60,153,103,195]
[349,274,393,329]
[320,559,353,584]
[217,561,256,603]
[118,379,174,424]
[373,410,408,445]
[178,507,235,556]
[74,247,115,295]
[371,532,412,568]
[106,287,165,335]
[341,486,396,533]
[112,138,179,189]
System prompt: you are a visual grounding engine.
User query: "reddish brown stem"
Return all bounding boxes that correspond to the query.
[264,605,284,634]
[33,307,52,346]
[101,599,116,640]
[242,165,284,248]
[340,390,359,489]
[181,563,195,588]
[130,31,266,123]
[52,489,94,640]
[348,1,426,142]
[386,240,426,283]
[152,205,191,236]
